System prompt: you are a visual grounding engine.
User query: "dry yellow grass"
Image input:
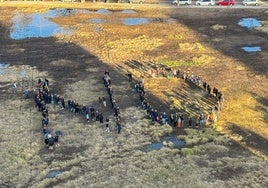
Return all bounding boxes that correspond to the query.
[0,2,268,187]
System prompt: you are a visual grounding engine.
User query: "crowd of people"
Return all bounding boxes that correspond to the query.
[34,78,61,150]
[31,72,124,149]
[130,67,224,129]
[103,70,122,133]
[27,65,224,149]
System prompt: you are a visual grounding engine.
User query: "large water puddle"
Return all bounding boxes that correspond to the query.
[123,18,150,26]
[141,135,185,152]
[238,18,262,29]
[88,18,103,24]
[10,8,175,39]
[96,9,112,15]
[242,46,261,52]
[10,9,78,40]
[47,170,62,178]
[88,17,151,25]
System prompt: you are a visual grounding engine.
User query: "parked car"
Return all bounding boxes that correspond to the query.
[129,0,145,3]
[216,0,235,5]
[196,0,215,5]
[242,0,258,6]
[172,0,192,5]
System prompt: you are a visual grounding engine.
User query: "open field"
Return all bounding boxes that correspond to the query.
[0,1,267,187]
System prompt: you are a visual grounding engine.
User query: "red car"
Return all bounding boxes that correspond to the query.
[216,0,235,5]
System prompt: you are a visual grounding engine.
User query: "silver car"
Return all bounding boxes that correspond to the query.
[242,0,258,6]
[196,0,215,5]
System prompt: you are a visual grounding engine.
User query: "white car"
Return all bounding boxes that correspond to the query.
[172,0,192,5]
[242,0,258,6]
[196,0,215,5]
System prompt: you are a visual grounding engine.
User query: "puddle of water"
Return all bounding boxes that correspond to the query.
[88,18,103,24]
[141,135,185,152]
[47,170,62,178]
[238,18,262,29]
[96,9,112,15]
[48,8,90,17]
[123,18,150,26]
[120,10,137,14]
[10,10,74,40]
[0,63,10,68]
[0,184,13,188]
[242,46,261,52]
[163,135,185,148]
[142,142,163,152]
[0,63,10,76]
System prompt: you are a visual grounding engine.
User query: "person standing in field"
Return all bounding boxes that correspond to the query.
[99,97,102,108]
[102,96,106,108]
[105,117,110,132]
[12,82,17,93]
[117,123,122,134]
[99,113,104,124]
[177,114,182,128]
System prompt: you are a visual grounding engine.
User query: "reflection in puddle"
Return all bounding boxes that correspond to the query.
[142,142,163,152]
[88,18,103,24]
[238,18,261,29]
[123,18,150,26]
[96,9,112,15]
[10,9,75,40]
[242,46,261,52]
[141,135,185,152]
[48,8,90,16]
[0,63,10,68]
[47,170,62,178]
[0,63,10,75]
[164,135,185,148]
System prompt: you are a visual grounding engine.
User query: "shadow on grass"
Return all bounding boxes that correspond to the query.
[168,8,268,75]
[116,59,219,129]
[171,82,217,117]
[227,123,268,156]
[0,23,101,95]
[252,92,268,125]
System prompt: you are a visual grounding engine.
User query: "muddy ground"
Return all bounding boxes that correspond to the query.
[0,2,268,188]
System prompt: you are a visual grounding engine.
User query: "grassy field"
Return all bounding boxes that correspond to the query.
[0,1,268,187]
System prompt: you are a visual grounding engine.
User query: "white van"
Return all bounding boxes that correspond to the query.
[172,0,192,5]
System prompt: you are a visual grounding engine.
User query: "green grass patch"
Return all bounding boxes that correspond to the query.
[181,146,201,157]
[157,59,203,67]
[178,128,230,146]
